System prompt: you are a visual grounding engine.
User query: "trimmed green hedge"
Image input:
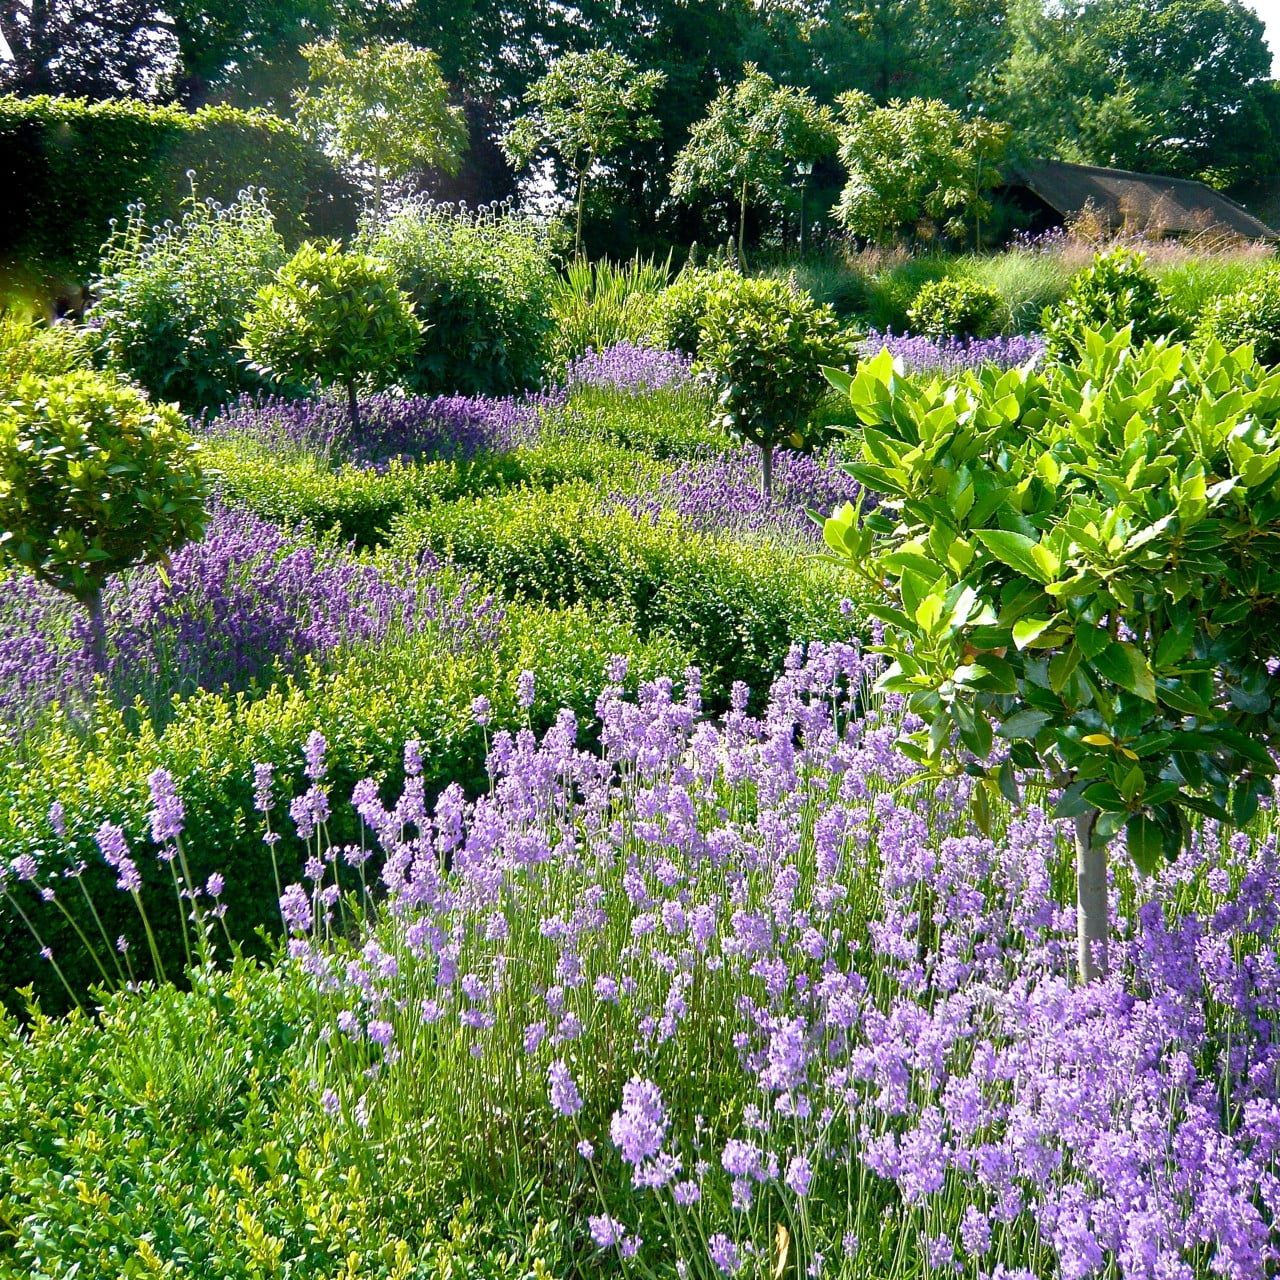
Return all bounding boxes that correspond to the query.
[391,482,857,705]
[0,96,356,286]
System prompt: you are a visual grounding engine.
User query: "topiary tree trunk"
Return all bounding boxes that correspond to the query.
[1074,809,1110,982]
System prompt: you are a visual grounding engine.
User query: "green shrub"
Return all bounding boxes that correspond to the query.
[0,597,689,1008]
[695,275,855,491]
[538,382,723,461]
[0,369,207,668]
[907,275,1008,339]
[1194,265,1280,365]
[241,243,421,433]
[0,315,92,389]
[361,201,559,396]
[90,190,288,413]
[549,254,670,371]
[1044,247,1188,359]
[208,443,528,548]
[1155,255,1271,320]
[0,95,355,287]
[392,482,855,705]
[650,264,743,357]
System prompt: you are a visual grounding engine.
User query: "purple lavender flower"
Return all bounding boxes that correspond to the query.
[861,328,1045,375]
[708,1234,742,1276]
[565,343,694,393]
[146,769,184,847]
[279,884,313,933]
[516,670,535,709]
[548,1059,584,1116]
[588,1215,626,1249]
[471,695,492,726]
[304,731,328,783]
[610,1077,668,1165]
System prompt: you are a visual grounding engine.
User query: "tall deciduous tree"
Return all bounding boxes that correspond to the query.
[294,39,467,216]
[670,65,836,266]
[502,49,665,256]
[835,93,1008,246]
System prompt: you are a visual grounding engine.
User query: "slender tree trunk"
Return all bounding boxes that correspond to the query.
[760,442,773,497]
[373,163,384,219]
[1074,809,1109,982]
[84,586,107,677]
[575,170,586,258]
[346,381,361,435]
[738,178,749,269]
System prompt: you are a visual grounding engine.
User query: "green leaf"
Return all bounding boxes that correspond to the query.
[1012,617,1056,650]
[1091,642,1156,702]
[1125,813,1162,876]
[973,529,1050,583]
[997,708,1051,740]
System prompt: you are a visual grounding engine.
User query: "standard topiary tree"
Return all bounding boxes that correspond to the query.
[696,275,853,495]
[241,241,422,433]
[0,370,208,673]
[907,276,1009,341]
[823,329,1280,982]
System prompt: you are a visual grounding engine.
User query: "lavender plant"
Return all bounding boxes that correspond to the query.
[251,647,1278,1280]
[861,329,1045,375]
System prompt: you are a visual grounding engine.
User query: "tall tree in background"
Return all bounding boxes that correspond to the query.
[836,92,1009,245]
[984,0,1277,186]
[295,39,467,215]
[0,0,175,99]
[670,65,836,265]
[503,49,666,256]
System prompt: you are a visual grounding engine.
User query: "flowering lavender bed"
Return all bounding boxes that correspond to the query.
[565,342,696,393]
[619,444,863,544]
[0,505,500,731]
[207,388,562,465]
[862,329,1045,375]
[235,644,1280,1280]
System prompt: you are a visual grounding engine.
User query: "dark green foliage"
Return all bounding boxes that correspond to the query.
[549,254,671,371]
[0,96,355,287]
[907,275,1008,340]
[695,275,855,489]
[651,264,743,357]
[1195,265,1280,365]
[0,601,689,1009]
[393,483,853,706]
[1043,248,1188,360]
[362,202,558,396]
[91,191,289,413]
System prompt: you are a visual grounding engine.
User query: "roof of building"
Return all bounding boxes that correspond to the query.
[1008,159,1279,241]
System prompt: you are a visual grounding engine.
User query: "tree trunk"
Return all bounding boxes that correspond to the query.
[84,586,108,677]
[738,178,749,269]
[373,163,384,219]
[346,382,361,435]
[1074,809,1109,983]
[760,442,773,497]
[574,170,587,258]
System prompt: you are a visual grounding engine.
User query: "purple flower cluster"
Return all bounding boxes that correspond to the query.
[565,343,695,393]
[862,328,1045,374]
[618,445,862,544]
[207,388,563,466]
[280,645,1280,1280]
[0,505,502,730]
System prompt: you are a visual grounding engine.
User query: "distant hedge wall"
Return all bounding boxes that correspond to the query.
[0,96,358,287]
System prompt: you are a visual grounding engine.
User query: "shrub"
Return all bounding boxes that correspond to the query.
[0,369,207,671]
[361,201,558,396]
[0,95,355,286]
[0,315,92,389]
[90,190,288,413]
[241,243,421,433]
[649,264,742,357]
[392,482,856,704]
[906,275,1008,340]
[1195,265,1280,364]
[695,275,854,492]
[1043,247,1188,359]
